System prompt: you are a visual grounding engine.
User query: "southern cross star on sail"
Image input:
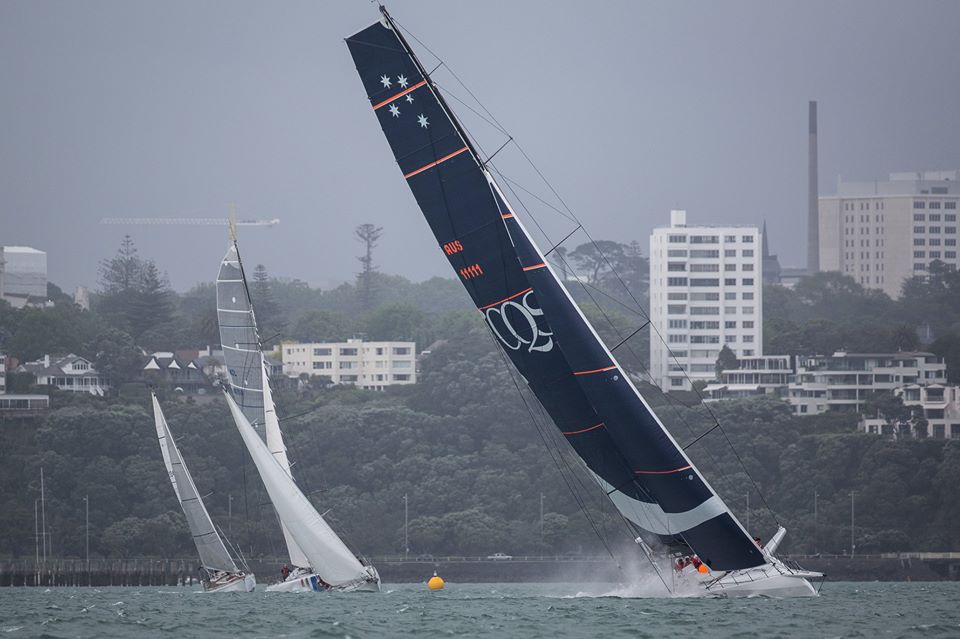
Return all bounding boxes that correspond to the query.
[397,74,408,87]
[417,114,429,128]
[380,74,391,88]
[389,104,400,117]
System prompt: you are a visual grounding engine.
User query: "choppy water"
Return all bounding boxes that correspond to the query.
[0,582,958,638]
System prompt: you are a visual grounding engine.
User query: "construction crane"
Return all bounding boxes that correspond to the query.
[99,217,279,227]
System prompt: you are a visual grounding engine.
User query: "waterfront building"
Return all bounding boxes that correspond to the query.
[142,352,208,394]
[818,170,960,299]
[860,384,960,440]
[703,355,794,401]
[18,354,109,395]
[649,210,764,390]
[282,338,416,390]
[788,351,947,415]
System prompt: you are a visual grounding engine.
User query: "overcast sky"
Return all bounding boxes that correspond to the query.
[2,0,958,293]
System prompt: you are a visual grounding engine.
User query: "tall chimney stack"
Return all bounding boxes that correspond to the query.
[807,100,819,273]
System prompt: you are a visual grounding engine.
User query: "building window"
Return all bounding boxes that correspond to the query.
[668,262,687,271]
[725,264,737,271]
[743,335,754,343]
[340,348,358,356]
[743,321,754,328]
[914,213,926,221]
[742,278,754,286]
[914,201,926,209]
[690,278,720,287]
[929,213,942,221]
[725,321,737,328]
[946,251,957,259]
[690,264,719,272]
[670,378,684,387]
[724,249,736,257]
[313,348,332,356]
[393,374,412,381]
[724,278,737,286]
[929,201,942,210]
[930,251,941,259]
[930,227,941,234]
[914,251,926,258]
[947,239,957,246]
[945,202,957,210]
[690,235,719,244]
[930,239,941,246]
[668,334,688,343]
[690,249,719,258]
[724,292,736,300]
[393,347,412,355]
[690,306,720,316]
[690,321,719,329]
[690,292,719,301]
[339,361,354,369]
[668,319,687,328]
[947,227,957,234]
[667,277,688,286]
[393,360,412,369]
[914,238,926,246]
[914,226,925,234]
[742,292,754,300]
[915,263,926,271]
[667,292,688,300]
[725,235,736,242]
[668,235,687,243]
[725,335,737,343]
[743,264,754,272]
[742,306,754,314]
[742,249,754,257]
[742,236,754,243]
[668,249,688,257]
[667,305,687,314]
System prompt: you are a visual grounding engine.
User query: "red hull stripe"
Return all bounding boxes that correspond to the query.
[373,80,428,110]
[522,263,546,271]
[634,465,692,475]
[478,287,533,311]
[562,422,604,436]
[573,365,617,376]
[404,147,469,179]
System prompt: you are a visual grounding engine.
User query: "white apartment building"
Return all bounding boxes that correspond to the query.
[282,338,416,390]
[860,384,960,440]
[703,355,793,401]
[818,170,960,299]
[788,351,947,415]
[650,210,763,390]
[1,246,47,308]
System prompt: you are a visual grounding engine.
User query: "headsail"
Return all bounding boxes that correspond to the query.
[224,391,371,587]
[151,393,239,574]
[216,243,311,570]
[346,12,765,571]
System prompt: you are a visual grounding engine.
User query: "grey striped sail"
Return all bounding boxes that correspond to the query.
[216,243,311,570]
[346,9,766,571]
[151,393,239,574]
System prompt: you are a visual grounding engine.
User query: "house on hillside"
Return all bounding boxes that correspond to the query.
[141,352,209,393]
[18,354,109,395]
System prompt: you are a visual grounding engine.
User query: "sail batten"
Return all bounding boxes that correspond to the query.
[347,13,765,571]
[151,395,238,574]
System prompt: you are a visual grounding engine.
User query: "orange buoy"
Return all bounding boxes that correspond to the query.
[427,572,445,590]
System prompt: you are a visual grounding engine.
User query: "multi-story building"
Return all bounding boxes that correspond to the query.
[788,351,947,415]
[282,338,416,390]
[0,353,6,394]
[818,170,960,299]
[703,355,793,401]
[18,354,109,395]
[0,246,47,308]
[860,384,960,440]
[649,210,764,390]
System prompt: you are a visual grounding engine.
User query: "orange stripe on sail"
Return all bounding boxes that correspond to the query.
[522,263,546,272]
[562,422,604,436]
[372,80,428,110]
[501,213,515,219]
[404,147,469,179]
[478,287,533,311]
[634,465,692,475]
[573,365,617,376]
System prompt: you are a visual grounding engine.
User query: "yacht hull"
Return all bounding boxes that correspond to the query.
[203,572,256,593]
[265,571,381,593]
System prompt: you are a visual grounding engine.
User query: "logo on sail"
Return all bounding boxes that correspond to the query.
[485,290,554,353]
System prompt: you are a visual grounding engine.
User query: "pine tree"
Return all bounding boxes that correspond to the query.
[251,264,284,344]
[355,223,383,308]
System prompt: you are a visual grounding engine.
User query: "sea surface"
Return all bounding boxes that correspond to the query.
[0,581,958,638]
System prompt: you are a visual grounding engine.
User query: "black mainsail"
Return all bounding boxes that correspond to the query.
[346,10,765,571]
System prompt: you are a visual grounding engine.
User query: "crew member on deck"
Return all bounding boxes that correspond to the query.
[281,564,290,580]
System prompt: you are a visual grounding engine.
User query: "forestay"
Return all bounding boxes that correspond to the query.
[224,392,370,587]
[346,12,765,571]
[216,243,311,570]
[151,394,238,574]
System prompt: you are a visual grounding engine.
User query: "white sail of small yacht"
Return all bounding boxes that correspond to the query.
[224,390,381,592]
[216,242,310,573]
[216,239,379,592]
[151,393,255,592]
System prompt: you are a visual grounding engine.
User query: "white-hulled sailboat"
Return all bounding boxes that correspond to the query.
[151,393,255,592]
[216,240,380,592]
[346,7,822,598]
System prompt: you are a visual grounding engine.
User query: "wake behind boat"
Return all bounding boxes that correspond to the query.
[151,394,255,593]
[346,7,821,598]
[216,239,379,592]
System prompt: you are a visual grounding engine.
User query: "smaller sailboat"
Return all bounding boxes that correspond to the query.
[151,393,255,593]
[224,390,381,592]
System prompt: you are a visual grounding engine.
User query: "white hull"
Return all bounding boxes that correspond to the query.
[265,567,381,593]
[203,572,256,593]
[696,562,822,598]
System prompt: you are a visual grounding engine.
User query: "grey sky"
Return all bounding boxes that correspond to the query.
[2,0,958,293]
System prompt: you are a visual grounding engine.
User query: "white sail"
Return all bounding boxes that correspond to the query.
[224,390,369,587]
[261,358,312,569]
[216,242,310,569]
[151,394,238,574]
